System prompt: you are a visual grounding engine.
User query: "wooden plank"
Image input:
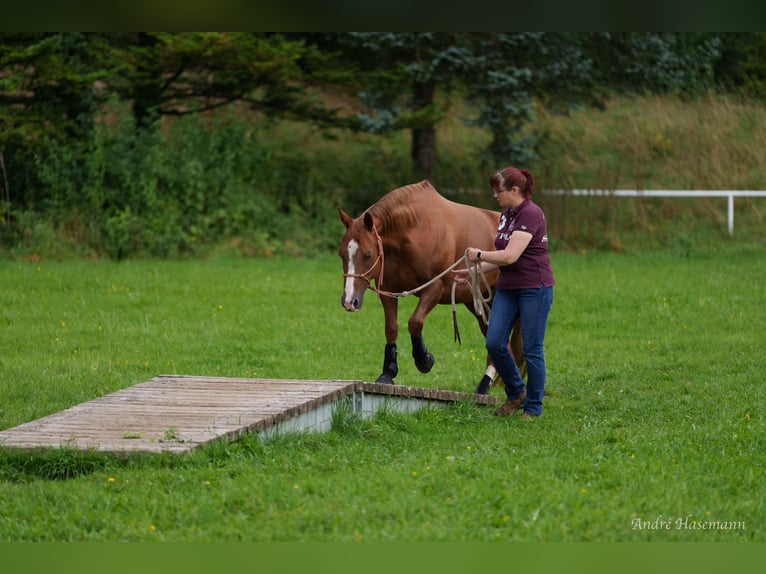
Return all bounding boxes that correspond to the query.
[0,376,499,455]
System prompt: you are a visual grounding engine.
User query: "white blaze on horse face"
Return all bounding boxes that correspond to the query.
[343,239,359,309]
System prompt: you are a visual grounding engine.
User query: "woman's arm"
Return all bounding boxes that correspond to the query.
[468,230,533,266]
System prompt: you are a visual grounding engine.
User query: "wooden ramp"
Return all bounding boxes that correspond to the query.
[0,375,499,455]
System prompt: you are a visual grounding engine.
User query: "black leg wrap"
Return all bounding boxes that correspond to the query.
[375,373,395,385]
[411,335,435,374]
[375,343,398,384]
[475,374,492,395]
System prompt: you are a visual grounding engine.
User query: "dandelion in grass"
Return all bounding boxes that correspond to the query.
[108,476,115,483]
[411,471,417,477]
[446,455,455,463]
[503,515,510,522]
[580,488,588,494]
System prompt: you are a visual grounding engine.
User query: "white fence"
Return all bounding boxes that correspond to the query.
[545,190,766,235]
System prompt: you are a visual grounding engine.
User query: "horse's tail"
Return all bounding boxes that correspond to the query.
[510,320,527,378]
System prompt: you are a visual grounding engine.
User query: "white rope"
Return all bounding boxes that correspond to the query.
[383,249,493,338]
[460,251,493,327]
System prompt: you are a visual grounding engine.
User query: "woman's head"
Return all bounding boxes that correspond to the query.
[489,167,535,199]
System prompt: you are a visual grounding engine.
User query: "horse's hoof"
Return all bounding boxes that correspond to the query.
[415,353,435,374]
[475,375,492,395]
[375,374,395,385]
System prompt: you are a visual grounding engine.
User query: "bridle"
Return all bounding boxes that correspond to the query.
[342,224,388,296]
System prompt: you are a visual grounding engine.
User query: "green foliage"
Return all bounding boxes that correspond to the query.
[713,32,766,99]
[0,448,111,482]
[17,102,353,259]
[0,33,109,144]
[582,33,722,97]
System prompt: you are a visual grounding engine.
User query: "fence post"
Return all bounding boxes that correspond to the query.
[728,194,734,235]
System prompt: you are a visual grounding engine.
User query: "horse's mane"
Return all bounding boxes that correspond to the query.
[368,180,435,230]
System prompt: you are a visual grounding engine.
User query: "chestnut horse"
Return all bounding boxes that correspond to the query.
[337,180,525,394]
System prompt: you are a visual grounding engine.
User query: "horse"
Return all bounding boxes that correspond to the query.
[337,180,525,394]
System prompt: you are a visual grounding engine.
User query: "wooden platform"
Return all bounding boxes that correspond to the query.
[0,375,499,455]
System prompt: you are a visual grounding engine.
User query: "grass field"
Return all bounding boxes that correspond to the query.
[0,245,763,541]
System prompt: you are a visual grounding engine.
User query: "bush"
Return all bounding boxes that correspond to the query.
[5,102,334,258]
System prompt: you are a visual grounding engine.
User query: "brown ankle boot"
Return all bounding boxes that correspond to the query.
[494,391,527,417]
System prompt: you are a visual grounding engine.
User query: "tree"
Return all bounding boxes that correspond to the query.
[312,32,471,182]
[302,33,726,181]
[711,32,766,98]
[579,33,722,96]
[0,32,343,213]
[461,33,596,167]
[0,33,108,143]
[303,33,595,180]
[0,33,113,210]
[106,33,342,130]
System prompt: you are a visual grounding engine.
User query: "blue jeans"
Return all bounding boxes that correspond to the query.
[486,285,553,416]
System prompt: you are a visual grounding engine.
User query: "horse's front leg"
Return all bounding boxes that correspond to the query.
[376,296,399,385]
[409,286,442,374]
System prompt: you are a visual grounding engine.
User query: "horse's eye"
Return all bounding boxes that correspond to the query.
[365,250,374,259]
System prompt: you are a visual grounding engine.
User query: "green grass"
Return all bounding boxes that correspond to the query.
[0,246,764,541]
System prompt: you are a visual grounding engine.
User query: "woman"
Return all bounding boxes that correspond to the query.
[456,167,554,418]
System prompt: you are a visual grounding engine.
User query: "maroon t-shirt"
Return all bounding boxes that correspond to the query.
[494,200,555,290]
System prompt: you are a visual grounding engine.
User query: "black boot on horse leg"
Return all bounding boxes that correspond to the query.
[411,335,435,374]
[375,343,398,384]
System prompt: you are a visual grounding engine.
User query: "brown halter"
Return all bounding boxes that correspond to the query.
[342,224,392,299]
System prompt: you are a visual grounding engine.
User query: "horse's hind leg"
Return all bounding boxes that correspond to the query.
[459,299,495,394]
[464,298,520,395]
[476,320,525,394]
[475,363,497,395]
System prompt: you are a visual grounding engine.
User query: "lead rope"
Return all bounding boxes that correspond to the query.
[451,250,492,343]
[376,248,492,345]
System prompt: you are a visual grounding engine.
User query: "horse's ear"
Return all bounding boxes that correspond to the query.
[338,208,353,229]
[363,211,376,232]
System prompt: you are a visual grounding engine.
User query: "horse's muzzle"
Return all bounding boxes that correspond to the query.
[341,293,363,312]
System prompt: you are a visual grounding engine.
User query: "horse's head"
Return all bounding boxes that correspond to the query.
[337,208,382,312]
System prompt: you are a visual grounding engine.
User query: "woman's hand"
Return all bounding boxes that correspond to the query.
[465,247,481,263]
[452,267,471,284]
